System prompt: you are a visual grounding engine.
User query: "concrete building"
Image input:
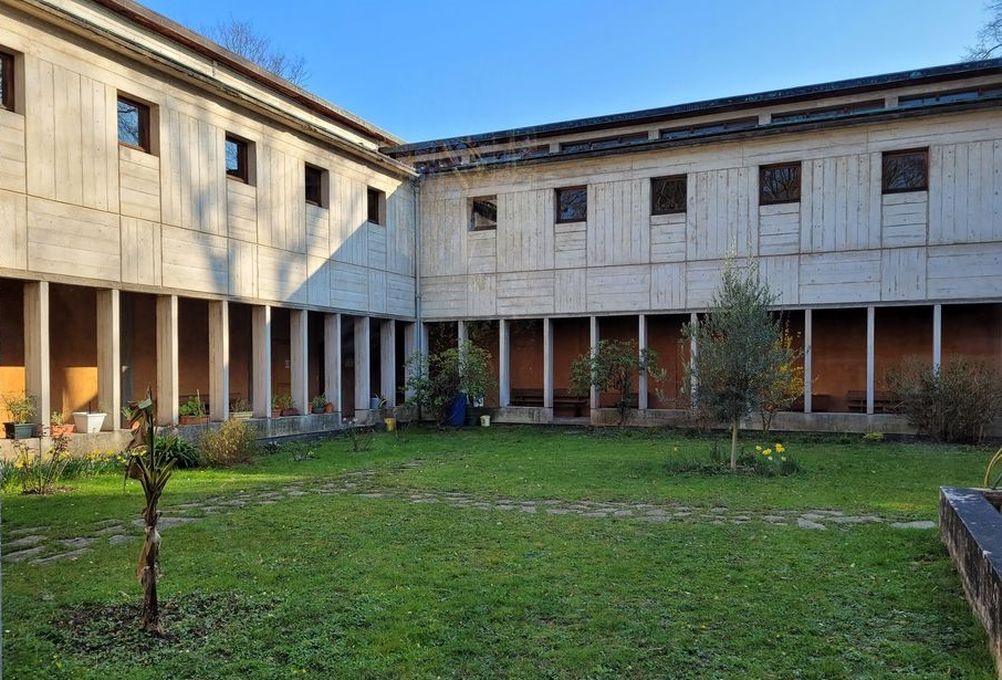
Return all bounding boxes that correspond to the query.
[1,0,1001,448]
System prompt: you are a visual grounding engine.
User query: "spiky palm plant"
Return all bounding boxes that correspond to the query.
[123,388,176,635]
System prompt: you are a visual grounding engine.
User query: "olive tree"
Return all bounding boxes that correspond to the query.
[684,261,798,469]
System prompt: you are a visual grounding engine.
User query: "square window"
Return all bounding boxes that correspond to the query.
[759,162,801,205]
[882,149,928,193]
[555,186,587,223]
[469,196,498,231]
[367,187,385,225]
[305,164,326,207]
[117,95,151,152]
[0,50,13,111]
[651,175,687,215]
[225,134,251,183]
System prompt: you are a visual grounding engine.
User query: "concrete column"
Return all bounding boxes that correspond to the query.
[457,320,468,348]
[290,309,309,415]
[23,281,50,429]
[251,305,271,419]
[420,322,430,358]
[866,306,875,415]
[543,318,554,410]
[689,312,699,401]
[380,319,396,407]
[932,304,942,373]
[324,313,342,414]
[499,318,511,407]
[589,316,599,410]
[208,300,229,422]
[96,289,120,430]
[638,314,648,410]
[156,294,179,425]
[803,309,812,414]
[403,322,417,401]
[354,316,371,411]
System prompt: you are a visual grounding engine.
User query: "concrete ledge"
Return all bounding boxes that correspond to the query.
[940,486,1002,676]
[492,406,553,425]
[587,408,917,433]
[0,430,134,460]
[176,413,343,441]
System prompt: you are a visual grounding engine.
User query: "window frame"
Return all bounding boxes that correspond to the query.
[881,148,929,194]
[469,195,498,232]
[304,163,327,207]
[0,50,14,112]
[758,162,802,206]
[116,95,152,153]
[225,134,251,184]
[650,174,688,216]
[555,185,588,224]
[367,186,386,226]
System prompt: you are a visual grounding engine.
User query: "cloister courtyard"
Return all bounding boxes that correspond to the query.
[2,426,996,678]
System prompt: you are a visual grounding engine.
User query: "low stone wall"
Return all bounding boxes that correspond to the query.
[176,413,343,442]
[0,430,134,460]
[940,487,1002,677]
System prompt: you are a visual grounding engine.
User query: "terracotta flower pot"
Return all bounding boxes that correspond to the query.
[179,415,208,426]
[323,403,334,413]
[281,408,300,417]
[50,423,75,436]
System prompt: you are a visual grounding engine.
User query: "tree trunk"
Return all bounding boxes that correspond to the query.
[139,517,162,635]
[730,418,739,470]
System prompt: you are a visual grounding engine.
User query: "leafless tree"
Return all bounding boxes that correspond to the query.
[966,1,1002,60]
[208,19,309,86]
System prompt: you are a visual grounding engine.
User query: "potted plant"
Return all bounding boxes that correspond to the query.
[377,396,397,432]
[273,392,297,417]
[178,391,207,426]
[230,397,253,421]
[311,393,328,415]
[2,392,36,440]
[404,341,495,427]
[49,411,75,436]
[72,411,107,433]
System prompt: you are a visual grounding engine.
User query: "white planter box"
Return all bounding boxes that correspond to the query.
[72,412,106,434]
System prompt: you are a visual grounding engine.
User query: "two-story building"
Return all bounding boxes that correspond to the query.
[1,0,1000,446]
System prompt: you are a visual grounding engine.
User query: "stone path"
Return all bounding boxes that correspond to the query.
[2,462,936,566]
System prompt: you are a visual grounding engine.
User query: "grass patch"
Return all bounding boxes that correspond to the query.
[2,426,994,678]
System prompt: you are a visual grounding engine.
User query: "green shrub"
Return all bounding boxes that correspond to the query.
[156,431,201,468]
[862,432,885,443]
[197,418,257,466]
[11,432,70,494]
[888,357,1002,443]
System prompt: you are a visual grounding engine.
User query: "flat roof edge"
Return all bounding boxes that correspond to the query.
[384,59,1002,156]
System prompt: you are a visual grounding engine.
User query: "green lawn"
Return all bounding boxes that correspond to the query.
[3,426,995,678]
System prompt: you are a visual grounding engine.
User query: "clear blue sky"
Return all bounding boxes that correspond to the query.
[142,0,990,142]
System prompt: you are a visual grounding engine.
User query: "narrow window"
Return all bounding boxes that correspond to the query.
[367,187,385,225]
[225,134,250,183]
[759,162,801,205]
[305,164,326,207]
[469,196,498,231]
[0,50,14,111]
[651,175,687,215]
[555,186,587,223]
[117,95,151,153]
[882,149,928,193]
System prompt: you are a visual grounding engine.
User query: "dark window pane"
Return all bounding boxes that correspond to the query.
[560,132,648,153]
[556,187,587,223]
[882,150,928,193]
[759,163,801,205]
[660,117,758,141]
[0,52,12,111]
[225,136,248,181]
[651,175,687,215]
[305,165,324,205]
[367,187,383,224]
[470,197,497,231]
[117,97,147,150]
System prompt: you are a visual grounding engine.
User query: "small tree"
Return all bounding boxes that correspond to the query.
[405,341,494,425]
[570,339,664,426]
[684,261,796,469]
[123,388,176,635]
[757,324,804,432]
